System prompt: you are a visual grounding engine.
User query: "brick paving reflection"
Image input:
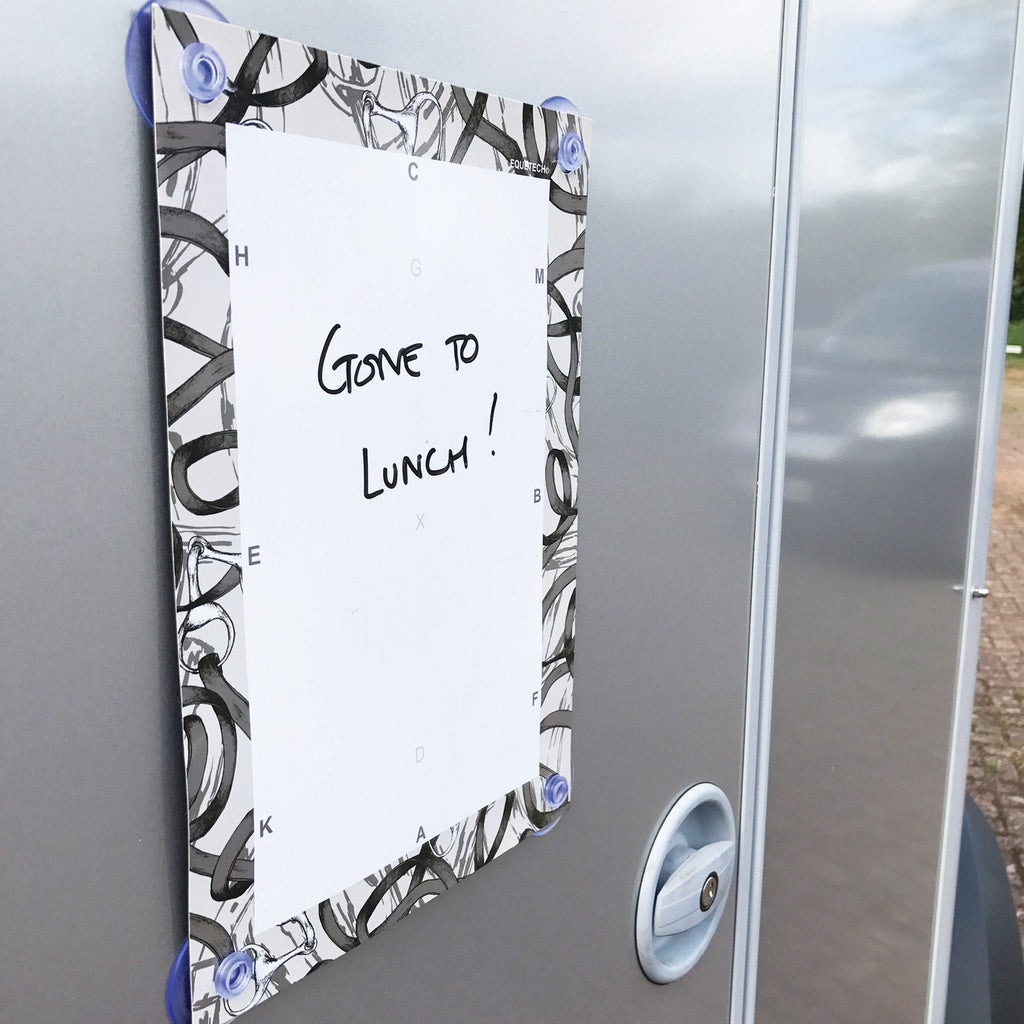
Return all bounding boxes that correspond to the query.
[968,363,1024,942]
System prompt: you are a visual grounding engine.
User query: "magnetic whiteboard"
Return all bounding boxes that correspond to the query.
[152,7,588,1017]
[226,126,549,931]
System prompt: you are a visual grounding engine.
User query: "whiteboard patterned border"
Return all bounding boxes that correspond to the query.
[151,8,587,1022]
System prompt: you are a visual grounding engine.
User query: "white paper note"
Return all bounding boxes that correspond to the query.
[225,124,550,932]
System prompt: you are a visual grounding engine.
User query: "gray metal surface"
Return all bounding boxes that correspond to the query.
[1,3,785,1022]
[757,1,1021,1022]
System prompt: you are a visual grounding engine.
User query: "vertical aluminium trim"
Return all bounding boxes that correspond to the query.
[925,3,1024,1021]
[729,1,808,1021]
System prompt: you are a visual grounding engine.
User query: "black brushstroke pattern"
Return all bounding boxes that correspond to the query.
[181,685,237,842]
[318,900,359,952]
[156,121,226,156]
[354,847,457,942]
[473,792,516,869]
[210,813,256,901]
[451,88,524,165]
[190,913,235,959]
[170,431,239,516]
[550,182,588,216]
[185,714,209,816]
[164,317,228,360]
[167,349,234,425]
[242,49,330,107]
[198,653,250,739]
[159,207,230,275]
[449,91,488,164]
[172,525,184,584]
[163,8,200,49]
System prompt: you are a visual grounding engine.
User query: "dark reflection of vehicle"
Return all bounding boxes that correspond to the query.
[783,261,987,577]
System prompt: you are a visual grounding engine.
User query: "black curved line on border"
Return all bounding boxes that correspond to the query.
[549,182,588,216]
[162,8,200,49]
[543,565,576,620]
[416,842,459,887]
[545,448,575,518]
[451,88,524,165]
[181,685,237,841]
[157,137,223,186]
[542,106,559,154]
[167,349,234,425]
[548,315,583,340]
[359,880,447,942]
[185,714,210,815]
[156,121,226,156]
[171,431,239,516]
[541,659,570,701]
[241,49,329,107]
[177,562,242,614]
[407,858,427,892]
[563,322,581,452]
[543,587,576,673]
[546,278,581,453]
[172,525,184,585]
[546,344,581,397]
[198,653,251,739]
[450,91,488,164]
[354,853,455,942]
[220,35,279,119]
[190,913,235,959]
[547,278,574,326]
[548,246,585,285]
[543,518,574,568]
[159,207,230,275]
[210,813,256,901]
[543,447,576,565]
[522,105,541,166]
[191,844,254,884]
[541,709,573,732]
[473,792,515,869]
[562,590,577,672]
[164,317,228,360]
[318,900,359,952]
[543,457,576,567]
[547,280,582,451]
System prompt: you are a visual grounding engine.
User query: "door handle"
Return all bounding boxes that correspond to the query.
[653,839,736,936]
[636,783,737,983]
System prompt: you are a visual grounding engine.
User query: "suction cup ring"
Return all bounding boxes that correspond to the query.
[213,950,255,1001]
[181,41,227,102]
[543,772,570,810]
[558,130,585,173]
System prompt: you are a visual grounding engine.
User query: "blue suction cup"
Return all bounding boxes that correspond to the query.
[164,940,191,1024]
[543,772,570,809]
[125,0,228,126]
[213,949,255,1000]
[540,95,580,115]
